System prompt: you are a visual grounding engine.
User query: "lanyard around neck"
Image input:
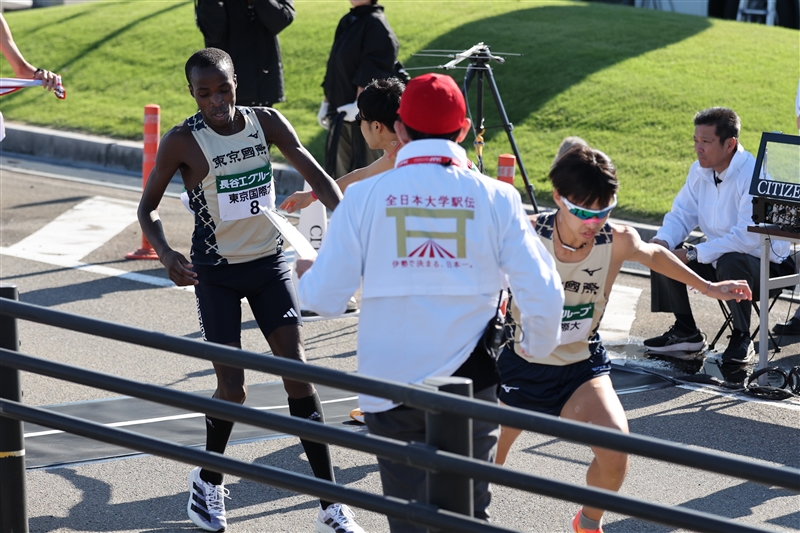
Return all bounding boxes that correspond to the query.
[396,155,473,169]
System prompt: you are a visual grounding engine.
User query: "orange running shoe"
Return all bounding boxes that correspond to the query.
[572,510,604,533]
[349,408,365,424]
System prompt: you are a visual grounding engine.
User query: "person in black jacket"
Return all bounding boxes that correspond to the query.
[319,0,399,178]
[195,0,294,107]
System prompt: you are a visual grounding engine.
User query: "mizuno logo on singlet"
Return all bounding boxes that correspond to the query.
[582,267,602,276]
[500,385,519,393]
[283,308,298,318]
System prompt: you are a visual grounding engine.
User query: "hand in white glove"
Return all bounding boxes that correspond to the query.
[337,101,359,122]
[317,101,331,129]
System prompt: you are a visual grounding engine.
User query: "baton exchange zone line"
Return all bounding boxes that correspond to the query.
[23,395,359,439]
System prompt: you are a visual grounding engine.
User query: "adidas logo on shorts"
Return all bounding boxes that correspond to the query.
[283,308,298,319]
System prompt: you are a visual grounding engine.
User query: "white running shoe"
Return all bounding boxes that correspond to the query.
[187,467,229,532]
[345,296,359,314]
[316,503,366,533]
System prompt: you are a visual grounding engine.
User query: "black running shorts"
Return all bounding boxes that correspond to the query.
[194,253,301,345]
[497,342,611,416]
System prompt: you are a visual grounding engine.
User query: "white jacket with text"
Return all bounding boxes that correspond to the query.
[299,139,563,412]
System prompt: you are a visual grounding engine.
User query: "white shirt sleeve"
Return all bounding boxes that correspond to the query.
[497,191,563,359]
[654,168,699,249]
[297,192,364,317]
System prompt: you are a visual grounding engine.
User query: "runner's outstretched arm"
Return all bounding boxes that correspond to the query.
[256,108,342,211]
[279,155,394,213]
[618,223,751,301]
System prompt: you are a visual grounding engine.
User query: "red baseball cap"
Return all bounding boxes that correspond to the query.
[397,73,466,135]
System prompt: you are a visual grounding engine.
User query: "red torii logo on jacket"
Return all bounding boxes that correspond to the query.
[386,207,474,258]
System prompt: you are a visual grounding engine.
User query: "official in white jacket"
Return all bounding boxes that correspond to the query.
[297,73,563,532]
[644,107,790,364]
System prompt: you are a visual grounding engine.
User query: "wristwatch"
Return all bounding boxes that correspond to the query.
[685,245,697,263]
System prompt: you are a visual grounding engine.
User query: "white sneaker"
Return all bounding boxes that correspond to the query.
[345,296,359,314]
[316,503,366,533]
[187,467,229,532]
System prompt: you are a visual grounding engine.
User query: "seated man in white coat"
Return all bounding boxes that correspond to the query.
[644,107,790,363]
[296,73,564,532]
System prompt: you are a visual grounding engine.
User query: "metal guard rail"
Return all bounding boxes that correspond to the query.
[0,298,797,533]
[0,399,510,533]
[0,348,785,533]
[1,299,796,491]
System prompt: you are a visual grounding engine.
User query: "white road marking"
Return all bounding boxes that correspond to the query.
[599,284,642,341]
[677,383,800,410]
[0,195,192,290]
[5,196,138,262]
[23,396,359,438]
[0,248,184,290]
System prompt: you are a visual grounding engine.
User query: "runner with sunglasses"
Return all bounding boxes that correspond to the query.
[495,143,752,533]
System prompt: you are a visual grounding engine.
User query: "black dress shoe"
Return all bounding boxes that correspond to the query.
[721,329,754,364]
[772,316,800,336]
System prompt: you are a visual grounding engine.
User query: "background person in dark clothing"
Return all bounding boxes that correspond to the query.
[319,0,399,178]
[195,0,295,107]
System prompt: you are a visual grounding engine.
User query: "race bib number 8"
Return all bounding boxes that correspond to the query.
[560,303,595,345]
[216,163,275,221]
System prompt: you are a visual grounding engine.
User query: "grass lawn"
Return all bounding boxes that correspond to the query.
[1,0,797,221]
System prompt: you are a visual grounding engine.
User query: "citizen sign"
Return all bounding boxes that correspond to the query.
[756,180,800,200]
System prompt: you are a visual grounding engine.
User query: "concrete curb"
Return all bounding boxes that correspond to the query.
[0,122,305,197]
[1,121,659,238]
[3,122,142,172]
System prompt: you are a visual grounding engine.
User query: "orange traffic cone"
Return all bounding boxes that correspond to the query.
[126,104,161,260]
[497,154,516,185]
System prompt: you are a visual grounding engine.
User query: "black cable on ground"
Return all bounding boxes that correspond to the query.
[743,367,798,401]
[660,362,800,402]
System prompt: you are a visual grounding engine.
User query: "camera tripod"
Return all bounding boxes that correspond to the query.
[413,43,538,213]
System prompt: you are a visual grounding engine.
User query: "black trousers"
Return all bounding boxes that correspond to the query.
[325,118,381,178]
[364,386,499,533]
[650,251,764,333]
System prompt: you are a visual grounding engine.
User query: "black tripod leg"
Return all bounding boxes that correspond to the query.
[463,65,486,173]
[476,69,485,173]
[484,65,538,213]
